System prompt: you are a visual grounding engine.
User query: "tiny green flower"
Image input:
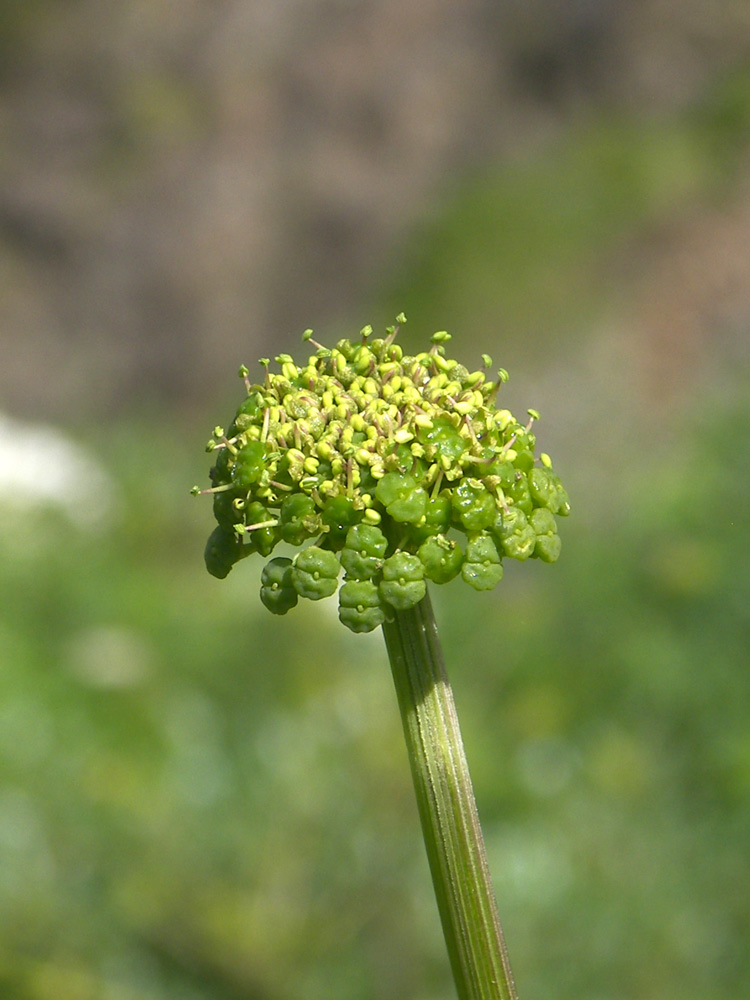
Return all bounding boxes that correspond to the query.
[260,557,298,615]
[379,552,426,611]
[375,472,429,524]
[233,440,266,488]
[291,546,340,601]
[451,479,497,532]
[530,507,562,563]
[410,493,453,543]
[503,469,533,515]
[279,494,321,546]
[338,579,386,633]
[244,501,279,557]
[321,495,362,546]
[494,506,537,562]
[528,466,560,512]
[204,525,244,579]
[418,416,469,464]
[418,534,464,584]
[340,523,388,580]
[212,489,243,530]
[461,534,504,591]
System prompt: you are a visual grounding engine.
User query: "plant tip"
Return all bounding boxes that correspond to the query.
[197,316,569,633]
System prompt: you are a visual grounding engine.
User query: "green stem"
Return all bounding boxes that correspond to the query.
[382,590,518,1000]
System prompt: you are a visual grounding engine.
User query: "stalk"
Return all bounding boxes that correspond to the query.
[382,590,518,1000]
[197,318,569,993]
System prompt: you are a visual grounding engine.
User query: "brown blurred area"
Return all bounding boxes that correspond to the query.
[2,9,750,1000]
[1,0,749,422]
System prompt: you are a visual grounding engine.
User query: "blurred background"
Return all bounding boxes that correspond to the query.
[1,2,749,998]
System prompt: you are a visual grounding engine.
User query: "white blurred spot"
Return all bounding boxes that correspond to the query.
[0,411,116,530]
[489,823,573,906]
[64,625,154,688]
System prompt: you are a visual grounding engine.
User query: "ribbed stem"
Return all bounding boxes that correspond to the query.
[382,591,518,1000]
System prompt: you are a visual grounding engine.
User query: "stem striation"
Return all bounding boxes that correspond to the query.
[382,590,518,1000]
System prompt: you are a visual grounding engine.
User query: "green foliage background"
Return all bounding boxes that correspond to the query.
[2,81,749,1000]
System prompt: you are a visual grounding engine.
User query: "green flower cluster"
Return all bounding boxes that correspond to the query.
[194,316,569,633]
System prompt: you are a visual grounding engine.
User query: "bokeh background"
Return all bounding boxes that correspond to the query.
[1,3,749,999]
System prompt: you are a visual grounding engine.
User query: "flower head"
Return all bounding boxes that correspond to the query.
[194,316,569,632]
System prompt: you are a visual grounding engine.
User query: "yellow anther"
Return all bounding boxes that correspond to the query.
[493,409,513,431]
